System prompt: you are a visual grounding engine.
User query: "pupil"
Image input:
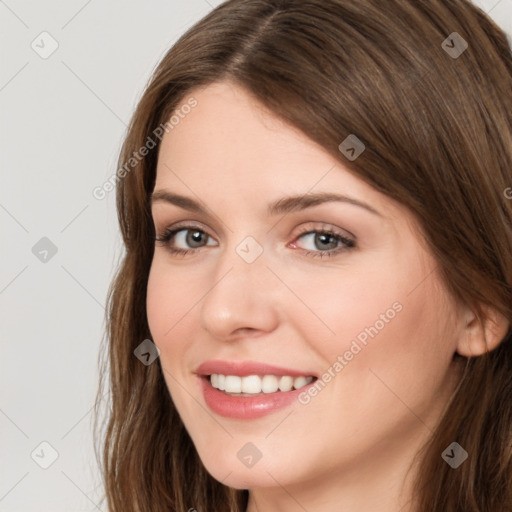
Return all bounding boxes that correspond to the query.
[188,230,204,247]
[317,233,336,250]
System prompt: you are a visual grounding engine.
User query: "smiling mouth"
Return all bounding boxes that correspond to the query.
[206,374,317,396]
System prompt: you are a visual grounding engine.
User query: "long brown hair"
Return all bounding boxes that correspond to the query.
[94,1,512,510]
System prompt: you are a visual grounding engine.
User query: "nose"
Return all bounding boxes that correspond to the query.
[198,247,280,342]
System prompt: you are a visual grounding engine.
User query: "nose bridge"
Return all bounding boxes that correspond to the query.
[198,235,279,339]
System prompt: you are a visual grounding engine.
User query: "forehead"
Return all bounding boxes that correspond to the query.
[154,81,403,225]
[156,81,325,177]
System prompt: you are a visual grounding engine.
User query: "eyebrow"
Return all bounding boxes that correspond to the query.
[150,190,382,217]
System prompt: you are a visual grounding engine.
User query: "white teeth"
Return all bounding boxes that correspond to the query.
[278,376,294,392]
[224,375,242,393]
[209,374,314,394]
[293,376,309,389]
[261,375,278,393]
[241,375,262,394]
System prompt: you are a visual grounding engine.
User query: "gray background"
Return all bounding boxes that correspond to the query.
[1,1,511,510]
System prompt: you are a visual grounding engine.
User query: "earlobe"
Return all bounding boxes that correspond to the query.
[456,304,510,358]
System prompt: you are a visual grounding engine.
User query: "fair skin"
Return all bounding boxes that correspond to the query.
[146,80,504,511]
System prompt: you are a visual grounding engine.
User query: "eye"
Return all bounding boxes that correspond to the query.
[155,222,356,259]
[155,225,217,256]
[290,226,356,259]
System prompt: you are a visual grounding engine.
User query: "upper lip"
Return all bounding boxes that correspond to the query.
[195,360,317,378]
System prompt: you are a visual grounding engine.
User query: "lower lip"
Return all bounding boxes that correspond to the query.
[199,376,316,419]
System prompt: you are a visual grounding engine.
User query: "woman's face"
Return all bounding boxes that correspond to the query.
[147,81,466,499]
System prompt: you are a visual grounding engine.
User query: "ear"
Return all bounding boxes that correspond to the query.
[456,303,510,357]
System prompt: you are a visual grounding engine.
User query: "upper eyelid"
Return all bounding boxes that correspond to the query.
[156,221,352,236]
[157,223,355,247]
[154,215,355,235]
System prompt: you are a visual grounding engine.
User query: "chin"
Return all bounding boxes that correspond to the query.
[200,454,286,489]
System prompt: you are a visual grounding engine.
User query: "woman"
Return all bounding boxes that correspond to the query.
[94,1,512,510]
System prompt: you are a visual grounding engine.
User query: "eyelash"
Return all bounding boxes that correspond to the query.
[154,224,356,259]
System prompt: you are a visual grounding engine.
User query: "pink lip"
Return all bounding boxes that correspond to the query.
[195,360,318,419]
[195,360,317,378]
[198,375,317,419]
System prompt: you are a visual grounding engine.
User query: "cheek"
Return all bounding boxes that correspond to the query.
[286,250,450,376]
[146,262,167,337]
[284,256,407,355]
[146,256,207,388]
[146,260,195,406]
[146,258,189,341]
